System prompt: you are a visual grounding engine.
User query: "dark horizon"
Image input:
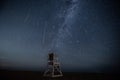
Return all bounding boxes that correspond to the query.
[1,70,120,80]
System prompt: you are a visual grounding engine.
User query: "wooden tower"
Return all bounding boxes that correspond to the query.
[43,52,63,77]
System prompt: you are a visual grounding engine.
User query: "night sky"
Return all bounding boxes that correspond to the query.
[0,0,120,73]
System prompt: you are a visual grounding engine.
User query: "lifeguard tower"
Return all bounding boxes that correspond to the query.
[43,52,63,77]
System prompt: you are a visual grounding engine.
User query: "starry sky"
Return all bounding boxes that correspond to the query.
[0,0,120,73]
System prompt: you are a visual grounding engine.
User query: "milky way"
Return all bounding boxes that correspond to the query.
[51,0,79,51]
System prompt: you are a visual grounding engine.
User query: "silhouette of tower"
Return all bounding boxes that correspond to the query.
[44,52,63,77]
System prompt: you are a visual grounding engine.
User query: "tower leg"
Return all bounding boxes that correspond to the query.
[44,64,63,77]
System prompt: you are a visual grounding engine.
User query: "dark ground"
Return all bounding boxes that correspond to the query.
[0,69,120,80]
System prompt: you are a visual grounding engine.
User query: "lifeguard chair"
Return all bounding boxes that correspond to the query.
[43,52,63,77]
